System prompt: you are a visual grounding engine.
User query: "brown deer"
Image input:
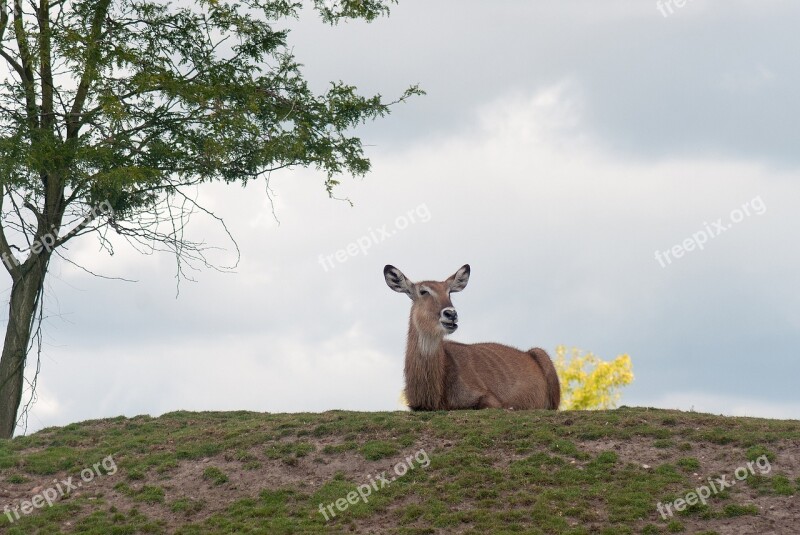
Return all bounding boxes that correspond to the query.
[384,264,560,411]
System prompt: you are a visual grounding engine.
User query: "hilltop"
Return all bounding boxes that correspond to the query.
[0,407,798,534]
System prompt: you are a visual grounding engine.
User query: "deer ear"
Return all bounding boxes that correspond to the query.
[447,264,470,293]
[384,265,413,297]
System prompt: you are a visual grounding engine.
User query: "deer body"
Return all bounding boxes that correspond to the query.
[385,264,560,411]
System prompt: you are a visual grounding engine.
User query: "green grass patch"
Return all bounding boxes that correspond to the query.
[115,482,165,504]
[360,440,399,461]
[667,519,686,532]
[771,474,794,495]
[676,457,700,472]
[722,503,759,517]
[265,441,315,461]
[321,441,358,454]
[203,466,229,485]
[172,497,206,515]
[746,445,776,462]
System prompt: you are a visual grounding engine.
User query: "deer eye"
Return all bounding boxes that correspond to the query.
[419,289,429,296]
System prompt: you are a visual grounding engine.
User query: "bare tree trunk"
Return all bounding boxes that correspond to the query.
[0,255,48,438]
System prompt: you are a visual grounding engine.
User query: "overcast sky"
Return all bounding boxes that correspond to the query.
[8,0,800,435]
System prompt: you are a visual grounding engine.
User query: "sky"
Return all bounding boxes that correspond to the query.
[5,0,800,435]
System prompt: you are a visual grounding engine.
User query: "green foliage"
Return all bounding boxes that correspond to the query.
[1,0,421,213]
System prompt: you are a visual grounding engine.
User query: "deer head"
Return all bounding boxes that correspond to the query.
[384,264,471,338]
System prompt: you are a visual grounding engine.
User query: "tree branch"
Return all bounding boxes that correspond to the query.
[0,0,8,41]
[0,186,22,279]
[37,0,54,132]
[66,0,111,139]
[12,0,38,130]
[53,202,107,248]
[53,249,137,282]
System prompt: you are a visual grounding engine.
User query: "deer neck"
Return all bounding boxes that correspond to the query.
[404,317,447,410]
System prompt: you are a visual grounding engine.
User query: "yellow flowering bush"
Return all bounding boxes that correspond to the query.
[554,346,634,410]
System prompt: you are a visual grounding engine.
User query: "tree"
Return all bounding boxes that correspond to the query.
[554,346,634,410]
[0,0,421,437]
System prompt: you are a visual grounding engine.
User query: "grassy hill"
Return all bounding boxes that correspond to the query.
[0,407,798,534]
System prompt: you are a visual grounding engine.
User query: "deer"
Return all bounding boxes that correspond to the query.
[384,264,560,411]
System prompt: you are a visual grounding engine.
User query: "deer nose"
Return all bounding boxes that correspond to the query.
[441,308,458,322]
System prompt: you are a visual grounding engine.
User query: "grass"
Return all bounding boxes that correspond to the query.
[202,466,229,486]
[676,457,700,472]
[360,440,400,461]
[114,482,166,504]
[0,407,796,534]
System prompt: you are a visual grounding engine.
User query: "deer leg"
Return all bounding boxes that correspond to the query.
[475,393,503,409]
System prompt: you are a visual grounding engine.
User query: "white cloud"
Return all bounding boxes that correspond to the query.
[18,81,800,434]
[19,325,405,433]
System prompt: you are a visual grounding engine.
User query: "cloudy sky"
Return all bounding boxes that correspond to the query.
[8,0,800,434]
